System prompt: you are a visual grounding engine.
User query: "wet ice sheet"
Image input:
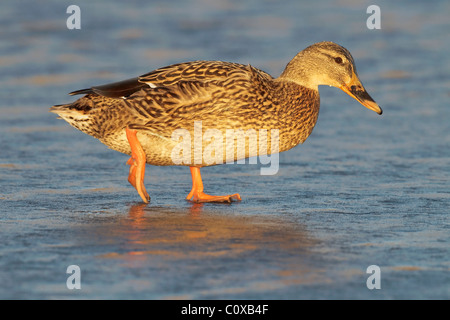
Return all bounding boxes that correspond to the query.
[0,0,449,299]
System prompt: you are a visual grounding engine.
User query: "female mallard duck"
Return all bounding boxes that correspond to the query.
[51,41,382,204]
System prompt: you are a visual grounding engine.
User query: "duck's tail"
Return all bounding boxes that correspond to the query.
[49,100,98,137]
[49,103,70,118]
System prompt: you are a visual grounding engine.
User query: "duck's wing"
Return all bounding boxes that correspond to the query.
[68,61,264,99]
[128,61,274,124]
[138,61,254,87]
[67,61,274,133]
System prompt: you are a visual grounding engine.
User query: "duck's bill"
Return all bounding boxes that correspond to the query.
[340,72,382,115]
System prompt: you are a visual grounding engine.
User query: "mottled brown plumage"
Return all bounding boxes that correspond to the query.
[52,61,319,165]
[50,41,382,203]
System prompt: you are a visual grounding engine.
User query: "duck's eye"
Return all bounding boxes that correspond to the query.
[334,57,343,64]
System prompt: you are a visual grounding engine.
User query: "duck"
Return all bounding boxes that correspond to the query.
[50,41,382,204]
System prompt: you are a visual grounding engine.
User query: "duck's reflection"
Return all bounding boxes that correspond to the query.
[128,202,204,221]
[94,202,319,295]
[187,202,205,216]
[127,203,147,224]
[102,202,315,257]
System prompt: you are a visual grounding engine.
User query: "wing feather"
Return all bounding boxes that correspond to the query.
[69,77,146,99]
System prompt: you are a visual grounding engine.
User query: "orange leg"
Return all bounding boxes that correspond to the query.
[126,127,150,203]
[186,167,241,203]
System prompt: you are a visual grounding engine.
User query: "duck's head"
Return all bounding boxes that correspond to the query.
[280,41,382,115]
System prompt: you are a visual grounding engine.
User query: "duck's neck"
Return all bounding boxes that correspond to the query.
[272,80,321,151]
[277,55,320,91]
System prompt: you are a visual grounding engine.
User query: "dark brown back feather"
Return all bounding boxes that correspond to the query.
[69,77,146,98]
